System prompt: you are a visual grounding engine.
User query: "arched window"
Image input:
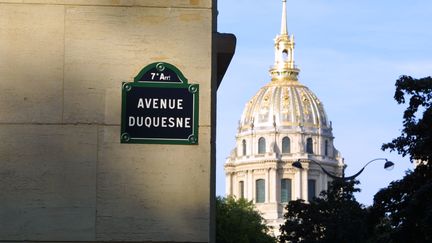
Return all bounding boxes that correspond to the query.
[282,136,291,153]
[256,179,265,203]
[258,137,266,154]
[281,178,292,203]
[242,139,247,156]
[325,140,329,156]
[239,181,244,198]
[282,49,289,62]
[306,137,313,154]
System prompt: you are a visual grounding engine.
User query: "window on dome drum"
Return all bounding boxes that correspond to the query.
[258,137,266,154]
[256,179,265,203]
[325,140,329,156]
[239,181,244,198]
[282,136,291,153]
[306,138,313,154]
[242,139,246,156]
[308,179,316,200]
[281,178,292,203]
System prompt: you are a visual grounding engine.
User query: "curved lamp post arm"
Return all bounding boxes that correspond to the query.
[292,158,394,181]
[307,160,342,180]
[292,159,342,179]
[343,158,391,180]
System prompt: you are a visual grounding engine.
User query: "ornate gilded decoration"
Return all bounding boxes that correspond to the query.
[238,83,328,130]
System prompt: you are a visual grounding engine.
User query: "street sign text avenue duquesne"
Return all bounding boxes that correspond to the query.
[121,62,199,144]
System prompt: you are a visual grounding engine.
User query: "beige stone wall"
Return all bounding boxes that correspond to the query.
[0,1,215,242]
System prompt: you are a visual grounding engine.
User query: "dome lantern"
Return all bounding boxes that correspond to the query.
[271,0,299,82]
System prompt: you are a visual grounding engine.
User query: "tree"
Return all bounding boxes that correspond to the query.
[215,196,276,243]
[369,165,432,243]
[381,75,432,164]
[279,179,368,243]
[368,75,432,242]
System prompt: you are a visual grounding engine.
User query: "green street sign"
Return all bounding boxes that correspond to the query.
[121,62,199,145]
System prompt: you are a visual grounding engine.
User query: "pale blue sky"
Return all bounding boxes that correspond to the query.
[216,0,432,205]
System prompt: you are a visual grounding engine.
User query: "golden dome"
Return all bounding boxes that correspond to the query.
[239,80,329,132]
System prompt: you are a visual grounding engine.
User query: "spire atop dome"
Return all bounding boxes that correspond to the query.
[270,0,300,82]
[280,0,288,35]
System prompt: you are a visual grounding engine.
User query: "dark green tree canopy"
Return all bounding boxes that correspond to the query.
[382,75,432,164]
[216,196,275,243]
[279,179,368,243]
[369,75,432,242]
[370,165,432,243]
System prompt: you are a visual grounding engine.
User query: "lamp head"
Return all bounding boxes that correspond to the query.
[292,160,303,169]
[384,160,395,171]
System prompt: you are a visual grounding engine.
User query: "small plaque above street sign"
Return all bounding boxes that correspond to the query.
[134,62,186,83]
[121,62,199,145]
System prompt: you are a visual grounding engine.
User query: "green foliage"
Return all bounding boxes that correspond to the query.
[215,196,276,243]
[382,75,432,164]
[279,179,368,243]
[369,165,432,243]
[368,75,432,242]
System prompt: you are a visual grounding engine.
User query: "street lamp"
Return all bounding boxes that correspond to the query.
[291,158,394,181]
